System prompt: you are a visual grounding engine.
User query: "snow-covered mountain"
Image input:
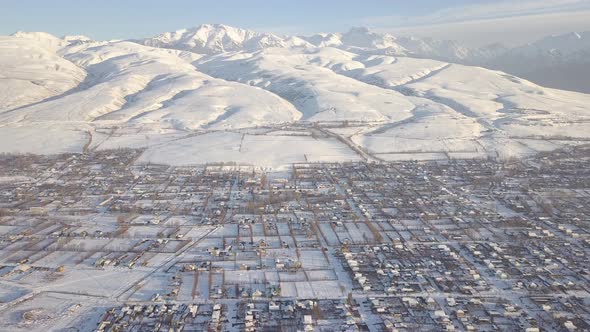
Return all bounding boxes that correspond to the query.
[1,26,589,169]
[318,28,590,94]
[139,25,471,59]
[0,32,86,112]
[510,31,590,58]
[300,28,489,61]
[138,25,590,92]
[139,23,293,54]
[138,25,590,93]
[483,31,590,93]
[140,25,485,60]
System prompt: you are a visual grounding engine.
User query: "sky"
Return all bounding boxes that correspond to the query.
[1,0,590,46]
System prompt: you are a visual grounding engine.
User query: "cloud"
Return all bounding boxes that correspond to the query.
[361,0,590,28]
[357,0,590,46]
[384,10,590,47]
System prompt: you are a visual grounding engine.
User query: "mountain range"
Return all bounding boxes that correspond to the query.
[139,24,590,94]
[1,24,589,169]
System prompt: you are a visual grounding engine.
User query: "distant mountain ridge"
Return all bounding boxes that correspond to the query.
[138,24,589,60]
[1,25,590,168]
[137,24,590,93]
[137,23,306,54]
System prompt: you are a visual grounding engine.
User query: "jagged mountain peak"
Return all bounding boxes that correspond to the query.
[140,23,286,54]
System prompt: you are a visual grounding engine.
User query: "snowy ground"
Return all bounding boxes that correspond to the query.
[137,131,362,170]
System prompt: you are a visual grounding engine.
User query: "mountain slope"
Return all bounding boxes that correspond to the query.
[138,25,590,94]
[1,35,301,130]
[196,47,416,122]
[0,27,589,169]
[0,34,86,113]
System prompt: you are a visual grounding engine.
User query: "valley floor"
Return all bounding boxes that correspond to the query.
[0,146,589,331]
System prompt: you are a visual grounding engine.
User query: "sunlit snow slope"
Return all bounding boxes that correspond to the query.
[1,27,589,169]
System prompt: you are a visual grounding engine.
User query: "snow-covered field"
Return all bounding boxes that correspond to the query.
[1,26,589,168]
[137,131,361,170]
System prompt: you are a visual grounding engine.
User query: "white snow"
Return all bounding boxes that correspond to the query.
[0,35,86,113]
[1,27,590,169]
[196,48,416,122]
[137,131,361,171]
[141,23,287,54]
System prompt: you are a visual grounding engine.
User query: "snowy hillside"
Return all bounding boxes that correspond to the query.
[0,33,86,112]
[0,27,589,169]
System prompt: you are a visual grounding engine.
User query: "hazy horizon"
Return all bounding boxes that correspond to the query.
[2,0,590,46]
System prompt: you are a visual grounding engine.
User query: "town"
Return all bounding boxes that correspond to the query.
[0,145,589,331]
